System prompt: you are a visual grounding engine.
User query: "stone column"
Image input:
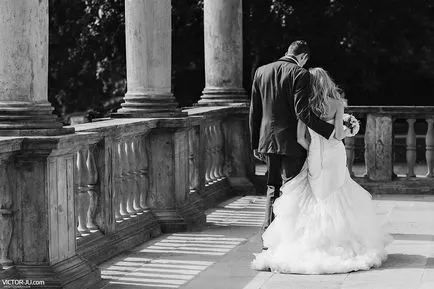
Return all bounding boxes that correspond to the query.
[198,0,248,106]
[114,0,185,118]
[0,0,73,136]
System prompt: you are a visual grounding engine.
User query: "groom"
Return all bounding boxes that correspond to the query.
[249,40,335,247]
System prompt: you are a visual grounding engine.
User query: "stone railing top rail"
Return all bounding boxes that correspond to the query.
[0,131,100,157]
[0,137,22,155]
[0,106,249,152]
[71,105,248,134]
[73,115,201,134]
[346,106,434,117]
[183,104,248,117]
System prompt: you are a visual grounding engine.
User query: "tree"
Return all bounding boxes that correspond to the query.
[48,0,434,121]
[49,0,126,122]
[244,0,434,105]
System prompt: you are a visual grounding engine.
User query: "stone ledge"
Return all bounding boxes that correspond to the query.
[355,177,434,195]
[152,209,188,233]
[200,178,232,208]
[77,211,161,265]
[346,106,434,118]
[0,137,22,154]
[252,172,434,196]
[183,104,248,118]
[73,118,159,137]
[73,115,204,135]
[0,106,249,155]
[0,132,101,156]
[6,254,100,289]
[178,191,207,228]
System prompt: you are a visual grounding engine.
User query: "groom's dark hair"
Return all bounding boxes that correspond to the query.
[286,40,310,58]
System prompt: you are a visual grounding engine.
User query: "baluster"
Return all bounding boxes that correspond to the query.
[426,118,434,177]
[75,224,81,239]
[406,119,417,177]
[216,121,225,179]
[363,129,368,178]
[119,141,130,218]
[113,143,123,221]
[0,158,13,267]
[213,122,221,180]
[344,137,355,177]
[208,124,214,183]
[85,147,98,231]
[138,137,149,210]
[210,123,219,182]
[204,124,212,185]
[124,141,134,215]
[76,149,90,234]
[188,129,197,193]
[124,140,137,216]
[130,138,142,213]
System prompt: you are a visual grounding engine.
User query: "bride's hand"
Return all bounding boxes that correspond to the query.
[343,126,352,138]
[253,149,266,161]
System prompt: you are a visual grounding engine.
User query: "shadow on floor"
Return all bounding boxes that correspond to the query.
[378,253,429,270]
[392,233,434,242]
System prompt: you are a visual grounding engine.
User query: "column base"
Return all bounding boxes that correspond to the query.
[112,93,187,118]
[178,192,206,227]
[0,102,74,136]
[152,209,188,233]
[200,178,232,209]
[77,211,161,265]
[198,88,249,106]
[228,177,256,196]
[12,255,100,289]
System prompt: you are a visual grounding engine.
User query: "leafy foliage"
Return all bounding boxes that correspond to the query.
[172,0,205,107]
[48,0,434,122]
[49,0,126,121]
[244,0,434,105]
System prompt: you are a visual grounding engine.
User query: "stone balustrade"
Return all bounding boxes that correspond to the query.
[0,1,252,287]
[0,135,100,288]
[344,106,434,194]
[0,106,254,281]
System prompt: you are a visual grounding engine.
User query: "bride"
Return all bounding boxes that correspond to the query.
[251,67,391,274]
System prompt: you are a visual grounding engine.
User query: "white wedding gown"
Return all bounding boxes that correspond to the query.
[252,126,391,274]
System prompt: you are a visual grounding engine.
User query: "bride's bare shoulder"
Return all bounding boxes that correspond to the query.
[328,99,345,114]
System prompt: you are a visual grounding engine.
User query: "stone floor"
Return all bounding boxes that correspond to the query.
[93,194,434,289]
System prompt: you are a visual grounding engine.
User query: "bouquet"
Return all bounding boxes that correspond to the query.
[343,113,360,137]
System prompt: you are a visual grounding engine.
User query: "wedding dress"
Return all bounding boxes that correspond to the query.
[252,124,391,274]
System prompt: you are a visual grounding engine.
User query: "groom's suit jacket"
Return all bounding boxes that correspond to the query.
[249,57,334,157]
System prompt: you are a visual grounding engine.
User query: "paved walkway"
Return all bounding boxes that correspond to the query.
[95,194,434,289]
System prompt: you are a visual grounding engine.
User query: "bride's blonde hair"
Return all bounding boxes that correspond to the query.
[309,67,347,117]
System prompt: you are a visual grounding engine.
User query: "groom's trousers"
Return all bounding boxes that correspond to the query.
[263,153,306,233]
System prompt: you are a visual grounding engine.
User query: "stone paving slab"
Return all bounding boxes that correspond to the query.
[94,195,434,289]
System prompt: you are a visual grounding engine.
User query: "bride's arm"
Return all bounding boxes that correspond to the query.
[297,120,309,149]
[334,102,351,140]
